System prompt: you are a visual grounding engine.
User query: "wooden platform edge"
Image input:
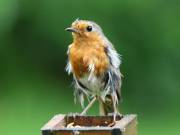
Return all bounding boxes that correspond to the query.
[114,114,137,135]
[41,114,66,130]
[41,114,137,135]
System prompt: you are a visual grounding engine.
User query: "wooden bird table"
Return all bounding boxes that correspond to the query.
[41,114,137,135]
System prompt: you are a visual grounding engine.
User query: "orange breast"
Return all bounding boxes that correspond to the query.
[69,41,109,78]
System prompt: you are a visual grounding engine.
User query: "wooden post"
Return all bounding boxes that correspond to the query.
[41,114,137,135]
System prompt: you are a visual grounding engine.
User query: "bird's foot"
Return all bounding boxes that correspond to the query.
[108,112,123,127]
[66,122,74,128]
[108,112,123,123]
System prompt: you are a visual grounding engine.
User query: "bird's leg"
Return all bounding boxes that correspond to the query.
[108,101,122,126]
[99,97,106,115]
[81,96,97,115]
[108,111,121,127]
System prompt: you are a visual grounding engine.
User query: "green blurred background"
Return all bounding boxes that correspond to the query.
[0,0,180,135]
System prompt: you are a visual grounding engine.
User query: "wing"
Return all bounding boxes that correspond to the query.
[104,39,122,105]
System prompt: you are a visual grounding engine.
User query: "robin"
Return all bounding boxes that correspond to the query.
[65,19,122,117]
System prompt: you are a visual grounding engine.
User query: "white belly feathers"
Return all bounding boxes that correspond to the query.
[79,73,104,96]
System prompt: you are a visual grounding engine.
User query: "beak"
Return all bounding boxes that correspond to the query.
[65,27,79,33]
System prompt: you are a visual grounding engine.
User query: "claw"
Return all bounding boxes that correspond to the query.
[67,122,74,128]
[108,112,123,123]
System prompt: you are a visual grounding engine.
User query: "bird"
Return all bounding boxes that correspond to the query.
[65,19,122,117]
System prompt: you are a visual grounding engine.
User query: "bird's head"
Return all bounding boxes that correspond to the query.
[66,19,104,41]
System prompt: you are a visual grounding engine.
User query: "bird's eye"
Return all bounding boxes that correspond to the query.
[86,26,92,32]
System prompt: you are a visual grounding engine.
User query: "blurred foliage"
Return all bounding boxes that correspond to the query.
[0,0,180,135]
